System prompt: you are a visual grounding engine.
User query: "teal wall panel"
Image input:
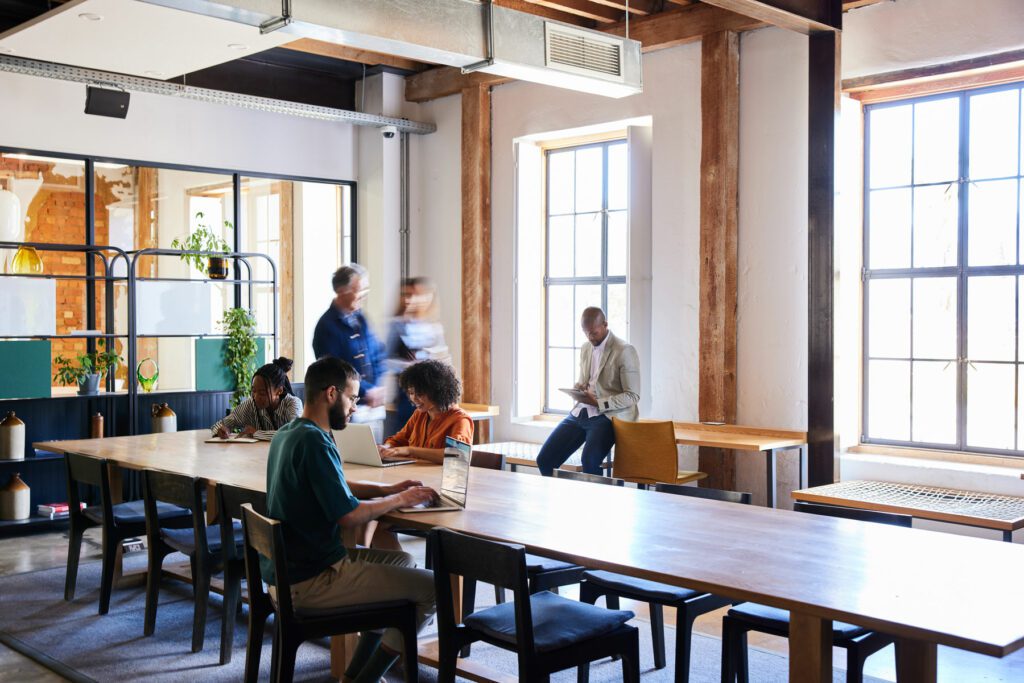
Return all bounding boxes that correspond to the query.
[0,341,51,399]
[195,338,265,392]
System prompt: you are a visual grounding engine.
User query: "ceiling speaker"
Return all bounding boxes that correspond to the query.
[85,86,129,119]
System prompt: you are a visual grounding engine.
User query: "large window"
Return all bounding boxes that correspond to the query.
[863,82,1024,453]
[544,139,628,412]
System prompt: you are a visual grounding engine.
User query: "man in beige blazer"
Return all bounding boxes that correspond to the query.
[537,307,641,476]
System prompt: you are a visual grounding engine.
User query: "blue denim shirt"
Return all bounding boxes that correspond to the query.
[311,306,385,397]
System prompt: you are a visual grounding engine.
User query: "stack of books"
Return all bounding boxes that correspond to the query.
[36,502,86,520]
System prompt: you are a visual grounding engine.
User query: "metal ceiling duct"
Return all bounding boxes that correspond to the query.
[138,0,644,98]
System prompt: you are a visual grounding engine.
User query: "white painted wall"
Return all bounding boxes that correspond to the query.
[407,93,463,376]
[0,70,355,180]
[843,0,1024,79]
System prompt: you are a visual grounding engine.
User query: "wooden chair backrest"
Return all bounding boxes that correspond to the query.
[430,527,536,653]
[142,469,205,553]
[241,503,295,619]
[554,469,624,486]
[216,484,267,562]
[655,482,752,505]
[611,418,678,485]
[794,500,913,527]
[65,452,113,526]
[470,449,504,471]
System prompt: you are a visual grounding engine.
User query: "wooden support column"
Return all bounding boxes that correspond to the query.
[807,25,840,487]
[461,85,492,405]
[697,30,740,491]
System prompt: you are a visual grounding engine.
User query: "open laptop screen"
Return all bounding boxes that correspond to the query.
[440,437,472,507]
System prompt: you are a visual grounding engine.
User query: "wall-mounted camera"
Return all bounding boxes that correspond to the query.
[381,125,398,139]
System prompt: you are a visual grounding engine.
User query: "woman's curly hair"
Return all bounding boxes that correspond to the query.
[398,360,461,411]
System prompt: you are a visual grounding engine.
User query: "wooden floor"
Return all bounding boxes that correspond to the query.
[2,529,1023,682]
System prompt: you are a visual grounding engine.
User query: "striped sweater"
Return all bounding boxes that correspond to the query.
[210,394,303,439]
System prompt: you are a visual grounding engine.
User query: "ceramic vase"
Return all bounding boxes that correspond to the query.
[0,411,25,461]
[151,403,177,433]
[0,473,30,521]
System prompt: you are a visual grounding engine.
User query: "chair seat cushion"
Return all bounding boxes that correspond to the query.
[524,553,578,574]
[162,520,242,555]
[83,500,189,526]
[582,569,703,603]
[463,589,634,653]
[728,602,869,639]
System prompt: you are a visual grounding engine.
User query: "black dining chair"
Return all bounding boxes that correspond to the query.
[142,469,243,654]
[216,483,270,673]
[63,452,190,614]
[579,483,753,683]
[430,527,640,683]
[720,501,913,683]
[241,503,420,683]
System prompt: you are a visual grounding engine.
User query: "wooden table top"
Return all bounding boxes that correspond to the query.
[793,480,1024,532]
[668,421,806,451]
[36,431,1024,658]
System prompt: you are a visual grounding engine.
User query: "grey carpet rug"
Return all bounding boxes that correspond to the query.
[0,554,888,682]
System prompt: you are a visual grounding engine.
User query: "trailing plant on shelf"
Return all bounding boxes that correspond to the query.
[220,308,258,408]
[171,211,232,278]
[53,340,122,396]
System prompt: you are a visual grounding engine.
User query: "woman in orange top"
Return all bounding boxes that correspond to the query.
[379,359,473,464]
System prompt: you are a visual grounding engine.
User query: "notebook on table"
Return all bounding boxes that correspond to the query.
[335,423,416,467]
[399,437,472,513]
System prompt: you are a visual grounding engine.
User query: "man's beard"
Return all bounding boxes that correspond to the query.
[328,398,349,430]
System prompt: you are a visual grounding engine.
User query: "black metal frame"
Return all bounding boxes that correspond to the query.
[862,80,1024,456]
[543,139,628,413]
[125,248,278,432]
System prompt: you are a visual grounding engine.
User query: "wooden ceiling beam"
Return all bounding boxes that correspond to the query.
[588,0,660,15]
[604,3,764,53]
[406,2,763,101]
[697,0,840,34]
[524,0,622,23]
[281,38,428,72]
[495,0,595,26]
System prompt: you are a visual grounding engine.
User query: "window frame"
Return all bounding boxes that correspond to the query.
[542,138,628,414]
[861,80,1024,455]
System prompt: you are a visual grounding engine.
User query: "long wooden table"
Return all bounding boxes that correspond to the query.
[37,430,1024,682]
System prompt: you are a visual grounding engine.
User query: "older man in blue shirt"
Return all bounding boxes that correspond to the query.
[312,263,387,410]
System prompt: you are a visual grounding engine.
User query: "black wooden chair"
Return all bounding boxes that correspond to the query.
[720,501,913,683]
[430,527,640,683]
[142,469,242,654]
[216,483,271,673]
[63,452,189,615]
[553,469,625,486]
[579,483,753,683]
[240,503,420,683]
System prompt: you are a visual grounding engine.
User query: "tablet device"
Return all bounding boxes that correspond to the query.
[559,387,590,402]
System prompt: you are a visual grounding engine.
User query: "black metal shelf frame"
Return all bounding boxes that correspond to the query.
[126,248,278,431]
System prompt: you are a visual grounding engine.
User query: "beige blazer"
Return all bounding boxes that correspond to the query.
[577,331,641,422]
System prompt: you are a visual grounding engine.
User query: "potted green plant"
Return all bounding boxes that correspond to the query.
[171,211,232,279]
[53,341,122,396]
[220,308,258,408]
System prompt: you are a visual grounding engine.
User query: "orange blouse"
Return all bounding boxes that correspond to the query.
[386,406,474,449]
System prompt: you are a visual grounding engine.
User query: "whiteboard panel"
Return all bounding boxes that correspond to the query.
[0,277,56,336]
[136,280,214,336]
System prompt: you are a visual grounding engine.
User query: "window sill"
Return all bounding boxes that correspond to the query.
[842,445,1024,497]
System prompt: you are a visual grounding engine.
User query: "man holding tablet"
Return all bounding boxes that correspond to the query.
[536,306,641,476]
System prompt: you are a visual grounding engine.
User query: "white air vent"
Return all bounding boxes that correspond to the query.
[544,23,624,83]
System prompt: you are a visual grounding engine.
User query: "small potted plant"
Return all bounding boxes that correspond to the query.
[53,341,122,396]
[171,211,232,279]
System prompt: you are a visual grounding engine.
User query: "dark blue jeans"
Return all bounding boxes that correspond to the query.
[536,412,614,476]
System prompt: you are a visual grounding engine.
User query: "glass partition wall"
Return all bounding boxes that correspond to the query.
[1,148,354,394]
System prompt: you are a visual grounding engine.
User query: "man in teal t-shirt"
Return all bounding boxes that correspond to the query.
[265,356,437,683]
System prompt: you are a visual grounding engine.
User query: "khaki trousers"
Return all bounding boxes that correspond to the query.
[288,548,435,653]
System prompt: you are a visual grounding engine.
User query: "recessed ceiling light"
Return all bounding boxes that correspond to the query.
[227,43,248,50]
[144,70,164,78]
[78,13,103,21]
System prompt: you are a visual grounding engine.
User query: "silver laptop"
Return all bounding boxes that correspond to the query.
[334,423,415,467]
[400,437,472,513]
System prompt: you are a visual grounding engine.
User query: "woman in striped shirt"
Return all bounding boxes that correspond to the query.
[211,357,302,438]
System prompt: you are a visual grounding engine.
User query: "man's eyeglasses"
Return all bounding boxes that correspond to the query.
[324,385,359,405]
